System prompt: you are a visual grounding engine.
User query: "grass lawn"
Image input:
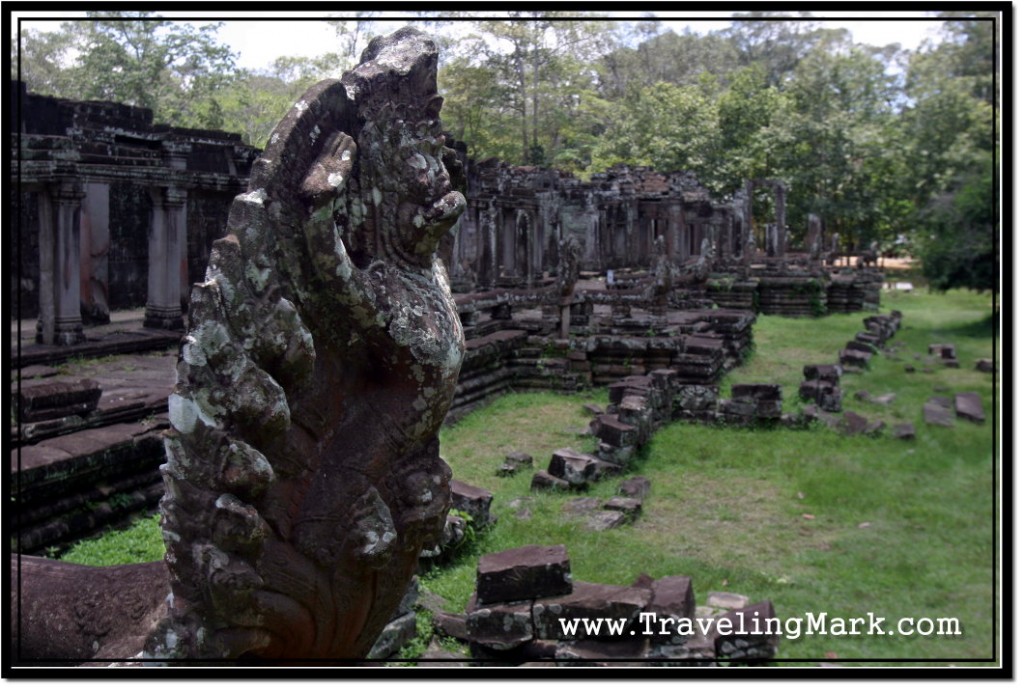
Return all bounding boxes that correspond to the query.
[60,287,999,666]
[425,287,998,664]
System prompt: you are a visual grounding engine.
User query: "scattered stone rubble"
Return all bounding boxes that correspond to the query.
[799,364,843,412]
[432,543,777,665]
[929,343,960,368]
[558,478,649,532]
[497,451,534,477]
[448,305,756,421]
[422,479,498,562]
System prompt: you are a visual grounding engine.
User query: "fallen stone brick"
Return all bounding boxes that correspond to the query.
[706,592,750,611]
[923,399,954,427]
[845,340,877,355]
[548,448,614,486]
[603,496,642,521]
[585,511,630,531]
[839,411,870,435]
[839,349,871,369]
[476,544,573,605]
[433,611,468,641]
[713,601,780,662]
[531,470,571,492]
[799,380,842,412]
[367,611,418,659]
[955,392,985,423]
[647,576,695,643]
[466,600,534,650]
[865,420,886,436]
[533,580,652,640]
[618,476,651,500]
[451,478,496,527]
[594,416,639,448]
[893,423,916,440]
[803,364,842,384]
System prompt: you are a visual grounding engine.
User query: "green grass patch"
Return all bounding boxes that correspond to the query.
[59,513,164,566]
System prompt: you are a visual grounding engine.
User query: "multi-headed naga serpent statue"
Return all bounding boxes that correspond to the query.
[14,27,466,663]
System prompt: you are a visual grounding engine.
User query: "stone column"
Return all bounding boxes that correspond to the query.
[766,223,778,257]
[807,213,822,261]
[36,180,86,345]
[774,182,787,256]
[80,182,111,325]
[668,203,683,261]
[144,186,187,330]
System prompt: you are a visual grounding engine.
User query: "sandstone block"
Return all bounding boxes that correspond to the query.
[531,470,571,492]
[451,478,495,527]
[533,581,651,640]
[476,544,573,605]
[618,476,652,500]
[955,392,985,423]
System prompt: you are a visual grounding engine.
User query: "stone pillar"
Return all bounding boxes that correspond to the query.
[807,213,822,261]
[36,180,86,345]
[144,186,187,330]
[766,223,778,257]
[163,143,191,311]
[774,182,787,256]
[80,182,110,325]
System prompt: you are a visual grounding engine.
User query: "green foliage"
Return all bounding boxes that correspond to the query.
[588,81,719,178]
[60,513,164,566]
[902,18,997,293]
[390,609,434,664]
[917,157,995,293]
[17,12,240,130]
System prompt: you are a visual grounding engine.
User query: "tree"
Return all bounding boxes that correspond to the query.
[902,16,997,292]
[771,42,903,251]
[715,64,788,194]
[598,25,740,98]
[13,25,81,98]
[437,14,613,166]
[725,13,851,86]
[14,12,239,130]
[588,81,719,179]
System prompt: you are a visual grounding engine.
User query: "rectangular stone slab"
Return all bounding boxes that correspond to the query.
[17,378,103,422]
[840,349,871,368]
[955,392,985,423]
[476,544,573,605]
[803,364,842,383]
[593,416,639,448]
[531,470,571,491]
[466,600,534,650]
[450,478,495,526]
[533,580,652,639]
[730,383,782,401]
[713,600,780,660]
[923,399,954,427]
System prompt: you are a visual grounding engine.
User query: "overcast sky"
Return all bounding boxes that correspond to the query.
[13,11,951,73]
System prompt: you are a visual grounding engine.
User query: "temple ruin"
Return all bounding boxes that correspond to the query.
[10,26,892,667]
